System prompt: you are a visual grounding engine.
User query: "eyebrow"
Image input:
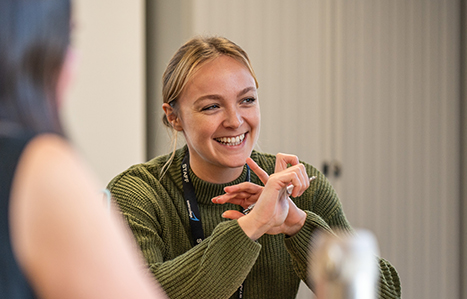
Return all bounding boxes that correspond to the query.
[193,86,257,104]
[237,86,257,97]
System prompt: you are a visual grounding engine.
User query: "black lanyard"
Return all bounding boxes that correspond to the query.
[181,151,205,245]
[181,150,250,298]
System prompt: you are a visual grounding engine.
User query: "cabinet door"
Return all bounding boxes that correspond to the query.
[335,2,460,299]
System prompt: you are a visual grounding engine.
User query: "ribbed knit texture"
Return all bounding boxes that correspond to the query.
[108,145,401,298]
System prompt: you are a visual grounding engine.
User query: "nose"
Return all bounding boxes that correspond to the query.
[223,107,243,129]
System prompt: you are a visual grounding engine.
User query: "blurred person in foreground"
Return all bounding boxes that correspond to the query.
[108,36,401,299]
[0,0,167,298]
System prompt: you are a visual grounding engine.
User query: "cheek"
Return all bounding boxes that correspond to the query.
[247,108,261,130]
[180,114,217,141]
[248,109,261,145]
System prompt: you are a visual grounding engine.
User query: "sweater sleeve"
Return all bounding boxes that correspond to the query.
[282,169,401,298]
[108,170,262,299]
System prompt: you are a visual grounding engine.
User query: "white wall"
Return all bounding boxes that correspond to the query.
[62,0,146,186]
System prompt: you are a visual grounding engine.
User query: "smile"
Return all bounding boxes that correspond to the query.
[215,133,245,146]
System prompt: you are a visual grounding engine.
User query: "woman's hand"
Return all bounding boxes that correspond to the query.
[212,181,264,210]
[214,154,309,239]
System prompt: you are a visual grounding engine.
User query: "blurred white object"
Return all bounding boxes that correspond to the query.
[310,229,379,299]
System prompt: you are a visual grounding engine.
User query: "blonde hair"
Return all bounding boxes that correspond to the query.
[160,36,259,176]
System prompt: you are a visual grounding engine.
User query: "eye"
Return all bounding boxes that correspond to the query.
[201,104,220,111]
[242,97,256,104]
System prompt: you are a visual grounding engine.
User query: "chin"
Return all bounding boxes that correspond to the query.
[222,153,251,169]
[228,161,248,169]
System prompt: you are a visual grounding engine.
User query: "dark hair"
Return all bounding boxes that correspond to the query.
[0,0,71,134]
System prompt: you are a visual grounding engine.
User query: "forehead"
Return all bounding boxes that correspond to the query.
[183,55,257,97]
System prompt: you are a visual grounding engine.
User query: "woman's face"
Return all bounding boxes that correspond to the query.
[171,55,260,183]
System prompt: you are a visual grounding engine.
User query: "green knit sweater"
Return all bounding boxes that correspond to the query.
[108,146,401,298]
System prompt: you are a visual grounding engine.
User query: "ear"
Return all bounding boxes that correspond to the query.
[162,103,183,131]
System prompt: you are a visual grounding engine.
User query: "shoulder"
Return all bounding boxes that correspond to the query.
[9,135,168,299]
[107,147,186,204]
[9,134,102,290]
[108,150,173,189]
[11,133,103,222]
[16,134,105,197]
[15,134,85,184]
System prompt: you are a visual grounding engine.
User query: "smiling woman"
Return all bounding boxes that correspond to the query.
[107,36,401,299]
[164,55,260,183]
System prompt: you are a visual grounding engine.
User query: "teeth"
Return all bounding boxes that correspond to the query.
[215,133,245,146]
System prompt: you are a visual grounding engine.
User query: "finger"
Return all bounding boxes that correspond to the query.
[212,193,237,204]
[280,164,309,197]
[276,168,305,198]
[300,165,310,195]
[246,157,269,185]
[213,192,257,206]
[288,171,302,198]
[224,181,264,194]
[275,153,300,173]
[221,210,246,220]
[292,164,309,197]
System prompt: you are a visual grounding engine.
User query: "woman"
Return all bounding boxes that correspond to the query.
[108,36,401,298]
[0,0,167,298]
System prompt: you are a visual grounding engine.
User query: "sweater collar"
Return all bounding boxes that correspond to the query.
[174,145,250,205]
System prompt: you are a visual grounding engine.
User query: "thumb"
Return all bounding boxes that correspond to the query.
[222,210,246,220]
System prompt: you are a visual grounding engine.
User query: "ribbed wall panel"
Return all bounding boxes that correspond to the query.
[154,1,462,298]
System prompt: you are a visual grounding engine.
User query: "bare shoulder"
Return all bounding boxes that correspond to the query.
[10,133,103,274]
[10,134,167,298]
[19,133,75,162]
[10,133,103,226]
[15,133,99,186]
[12,133,106,215]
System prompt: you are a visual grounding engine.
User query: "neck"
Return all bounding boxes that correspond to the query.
[190,160,244,184]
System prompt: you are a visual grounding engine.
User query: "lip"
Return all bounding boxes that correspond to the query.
[214,132,247,146]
